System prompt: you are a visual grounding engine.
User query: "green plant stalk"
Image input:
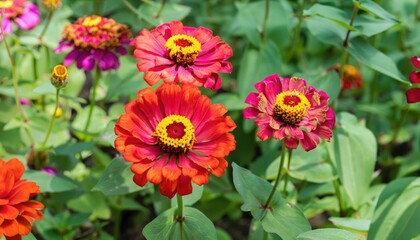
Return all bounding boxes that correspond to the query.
[42,88,60,147]
[338,3,359,79]
[38,10,54,45]
[0,9,34,144]
[156,0,168,18]
[264,143,286,208]
[83,66,101,134]
[333,178,345,217]
[416,0,420,20]
[113,206,122,240]
[176,194,184,239]
[282,149,293,193]
[387,107,409,164]
[121,0,140,17]
[261,0,270,43]
[286,0,307,61]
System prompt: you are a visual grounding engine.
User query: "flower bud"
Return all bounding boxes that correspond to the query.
[42,0,61,11]
[51,64,68,89]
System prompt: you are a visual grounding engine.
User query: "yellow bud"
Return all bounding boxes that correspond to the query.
[42,0,61,10]
[54,107,63,118]
[0,0,13,8]
[51,65,68,89]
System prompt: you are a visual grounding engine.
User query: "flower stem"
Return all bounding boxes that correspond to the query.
[83,66,101,134]
[264,143,286,208]
[333,178,345,217]
[0,9,34,145]
[416,0,420,20]
[261,0,270,43]
[176,194,184,239]
[286,0,307,61]
[42,88,60,147]
[156,0,168,18]
[282,149,293,194]
[38,10,54,46]
[339,2,359,78]
[121,0,140,17]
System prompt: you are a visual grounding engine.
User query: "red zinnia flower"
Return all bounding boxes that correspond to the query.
[114,83,236,198]
[329,64,363,90]
[0,0,40,40]
[243,74,336,151]
[54,15,132,71]
[0,158,44,240]
[131,20,233,90]
[407,56,420,103]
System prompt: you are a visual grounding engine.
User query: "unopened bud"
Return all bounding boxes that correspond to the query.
[42,0,61,10]
[51,64,68,89]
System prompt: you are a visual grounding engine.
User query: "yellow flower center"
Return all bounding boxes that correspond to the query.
[273,90,310,125]
[0,0,13,8]
[164,34,202,66]
[154,115,195,153]
[82,16,102,27]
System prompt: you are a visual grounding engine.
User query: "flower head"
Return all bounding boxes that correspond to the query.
[114,83,236,198]
[0,158,44,239]
[329,64,362,90]
[51,64,68,88]
[243,74,336,151]
[0,0,40,40]
[131,20,233,90]
[42,0,61,11]
[407,56,420,104]
[54,15,132,71]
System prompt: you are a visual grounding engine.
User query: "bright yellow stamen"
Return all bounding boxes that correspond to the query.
[82,16,102,27]
[273,90,310,125]
[0,0,13,8]
[164,34,202,65]
[155,115,195,153]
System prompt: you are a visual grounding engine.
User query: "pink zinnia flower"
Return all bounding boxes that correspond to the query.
[407,56,420,104]
[243,74,336,151]
[0,0,40,40]
[114,83,236,198]
[131,20,233,90]
[53,15,132,71]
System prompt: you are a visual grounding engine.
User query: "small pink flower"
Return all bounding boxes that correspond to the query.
[0,0,40,40]
[407,56,420,104]
[19,98,30,105]
[243,74,336,151]
[131,20,233,90]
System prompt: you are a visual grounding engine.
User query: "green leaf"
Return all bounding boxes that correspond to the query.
[329,217,370,232]
[305,15,346,47]
[294,70,341,103]
[327,112,377,209]
[92,157,149,196]
[297,228,365,240]
[23,170,78,193]
[232,163,311,239]
[171,184,203,207]
[304,4,355,31]
[237,41,283,100]
[22,233,37,240]
[355,0,398,22]
[368,177,420,240]
[67,192,111,220]
[212,93,247,111]
[353,15,397,37]
[348,38,408,84]
[142,207,217,240]
[138,2,191,27]
[71,105,108,134]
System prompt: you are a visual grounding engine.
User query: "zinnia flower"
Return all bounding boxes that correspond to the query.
[407,56,420,103]
[0,158,44,239]
[243,74,336,151]
[114,83,236,198]
[54,15,132,71]
[329,64,362,90]
[0,0,40,40]
[131,20,233,90]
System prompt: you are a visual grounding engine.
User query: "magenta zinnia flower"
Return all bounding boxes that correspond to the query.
[53,15,132,71]
[0,0,40,40]
[407,56,420,104]
[131,20,233,90]
[114,83,236,198]
[243,74,336,151]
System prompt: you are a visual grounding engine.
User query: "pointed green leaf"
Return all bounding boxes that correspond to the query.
[368,177,420,240]
[23,170,77,193]
[329,217,370,232]
[138,2,191,27]
[297,228,365,240]
[355,0,398,22]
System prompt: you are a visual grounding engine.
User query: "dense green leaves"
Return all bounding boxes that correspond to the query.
[327,112,377,209]
[368,177,420,240]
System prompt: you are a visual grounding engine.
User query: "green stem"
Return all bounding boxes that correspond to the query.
[176,194,184,240]
[156,0,168,18]
[333,179,345,217]
[262,231,268,240]
[282,149,293,193]
[121,0,140,17]
[261,0,270,43]
[264,144,286,208]
[286,0,307,61]
[339,2,359,81]
[387,107,409,162]
[113,207,121,240]
[83,66,101,134]
[38,10,53,46]
[416,0,420,20]
[1,9,34,144]
[94,0,104,15]
[42,88,60,147]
